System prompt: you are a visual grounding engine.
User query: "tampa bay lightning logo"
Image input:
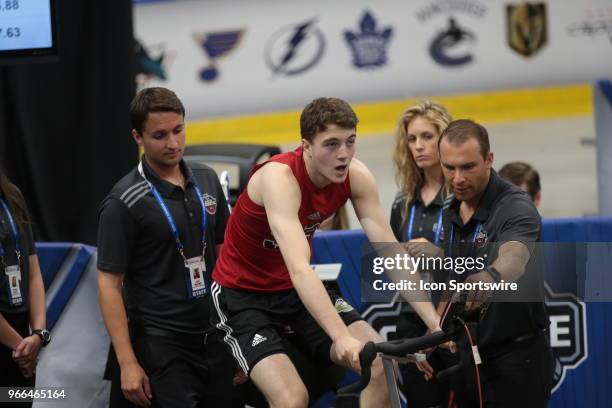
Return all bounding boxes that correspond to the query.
[429,17,476,67]
[344,10,393,69]
[265,19,325,77]
[194,30,244,82]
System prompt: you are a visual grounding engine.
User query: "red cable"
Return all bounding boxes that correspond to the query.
[438,299,484,408]
[462,323,483,408]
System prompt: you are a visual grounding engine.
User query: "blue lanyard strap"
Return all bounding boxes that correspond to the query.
[138,161,207,261]
[405,203,444,245]
[0,198,21,261]
[405,204,416,241]
[448,222,482,256]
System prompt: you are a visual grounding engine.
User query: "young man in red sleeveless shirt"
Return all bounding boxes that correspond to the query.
[211,97,443,407]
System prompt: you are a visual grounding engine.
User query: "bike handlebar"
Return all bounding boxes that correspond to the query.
[337,328,460,394]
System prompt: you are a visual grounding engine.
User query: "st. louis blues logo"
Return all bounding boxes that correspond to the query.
[429,17,476,67]
[265,19,325,77]
[344,10,393,69]
[194,30,244,82]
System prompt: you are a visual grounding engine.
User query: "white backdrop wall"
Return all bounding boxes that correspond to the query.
[134,0,612,120]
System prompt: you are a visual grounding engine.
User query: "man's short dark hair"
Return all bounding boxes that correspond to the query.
[300,97,359,143]
[439,119,490,160]
[130,87,185,134]
[499,161,541,201]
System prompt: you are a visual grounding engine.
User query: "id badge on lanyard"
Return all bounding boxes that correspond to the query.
[5,264,23,306]
[185,256,206,298]
[1,198,24,307]
[138,161,209,299]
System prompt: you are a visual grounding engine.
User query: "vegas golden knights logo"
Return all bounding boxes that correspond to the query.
[506,3,547,57]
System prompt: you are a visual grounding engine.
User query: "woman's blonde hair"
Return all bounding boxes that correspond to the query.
[392,101,453,227]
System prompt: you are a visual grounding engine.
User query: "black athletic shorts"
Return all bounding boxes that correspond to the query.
[210,281,361,375]
[324,282,363,326]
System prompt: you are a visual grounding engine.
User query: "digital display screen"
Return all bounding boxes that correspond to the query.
[0,0,56,62]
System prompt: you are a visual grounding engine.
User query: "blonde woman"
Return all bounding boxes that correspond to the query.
[390,101,467,407]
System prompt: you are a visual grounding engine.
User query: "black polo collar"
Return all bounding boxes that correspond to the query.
[141,157,193,198]
[413,184,446,209]
[447,170,503,226]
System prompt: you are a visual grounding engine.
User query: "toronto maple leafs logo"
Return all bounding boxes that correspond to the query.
[344,11,393,69]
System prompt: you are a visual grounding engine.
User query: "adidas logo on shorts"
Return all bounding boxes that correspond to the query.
[251,333,267,347]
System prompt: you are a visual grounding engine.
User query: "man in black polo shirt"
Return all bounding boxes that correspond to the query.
[438,119,553,407]
[97,87,233,408]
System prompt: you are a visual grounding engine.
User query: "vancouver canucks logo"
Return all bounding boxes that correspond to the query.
[429,17,476,66]
[194,30,244,82]
[344,10,393,69]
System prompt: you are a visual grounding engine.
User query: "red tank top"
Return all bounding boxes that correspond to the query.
[213,147,351,292]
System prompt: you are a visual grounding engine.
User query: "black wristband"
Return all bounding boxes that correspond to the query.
[485,266,502,283]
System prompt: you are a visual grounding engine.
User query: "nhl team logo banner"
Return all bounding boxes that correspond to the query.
[506,2,548,57]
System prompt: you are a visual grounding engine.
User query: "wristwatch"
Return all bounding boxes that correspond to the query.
[31,329,51,347]
[485,266,502,283]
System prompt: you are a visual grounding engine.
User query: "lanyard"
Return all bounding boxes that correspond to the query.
[448,222,482,257]
[138,161,207,261]
[0,198,21,263]
[405,203,444,245]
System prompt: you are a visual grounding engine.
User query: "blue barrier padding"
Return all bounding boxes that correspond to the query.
[597,80,612,108]
[36,242,72,289]
[45,244,95,331]
[33,217,611,407]
[311,217,612,407]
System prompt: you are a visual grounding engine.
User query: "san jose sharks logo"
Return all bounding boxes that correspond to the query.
[134,38,174,87]
[265,19,325,77]
[344,10,393,69]
[194,30,244,82]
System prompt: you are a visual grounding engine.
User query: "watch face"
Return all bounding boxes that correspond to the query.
[37,329,50,345]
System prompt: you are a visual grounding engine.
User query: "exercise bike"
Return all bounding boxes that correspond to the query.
[338,296,483,408]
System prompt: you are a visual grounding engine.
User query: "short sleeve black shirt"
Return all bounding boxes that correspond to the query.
[0,193,37,314]
[390,187,447,244]
[97,159,230,334]
[442,170,548,348]
[391,187,449,311]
